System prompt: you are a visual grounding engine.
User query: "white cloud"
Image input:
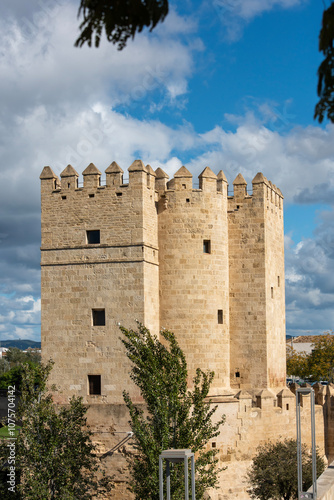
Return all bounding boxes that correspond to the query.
[0,2,200,115]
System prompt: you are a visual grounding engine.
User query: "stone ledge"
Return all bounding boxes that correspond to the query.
[309,462,334,499]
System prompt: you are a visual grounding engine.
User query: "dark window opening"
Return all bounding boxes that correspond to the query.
[278,276,280,287]
[271,287,274,298]
[68,183,71,189]
[92,309,105,326]
[203,240,211,254]
[218,310,223,324]
[88,375,101,395]
[286,404,289,411]
[237,205,240,209]
[54,180,57,189]
[87,230,100,244]
[62,196,66,200]
[235,371,240,378]
[186,198,190,203]
[89,193,95,198]
[211,442,216,448]
[116,192,122,197]
[182,183,186,189]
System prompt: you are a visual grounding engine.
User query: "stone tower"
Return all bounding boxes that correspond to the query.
[40,161,286,403]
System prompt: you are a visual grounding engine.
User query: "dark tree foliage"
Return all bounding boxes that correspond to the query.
[247,438,326,500]
[75,0,169,49]
[0,361,112,499]
[0,348,41,391]
[5,348,41,366]
[120,323,225,500]
[315,2,334,123]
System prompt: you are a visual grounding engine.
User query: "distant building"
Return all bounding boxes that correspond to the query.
[0,348,8,359]
[287,335,324,355]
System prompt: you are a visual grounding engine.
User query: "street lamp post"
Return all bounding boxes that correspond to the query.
[159,449,195,500]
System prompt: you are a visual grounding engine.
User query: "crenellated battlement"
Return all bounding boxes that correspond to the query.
[40,161,283,211]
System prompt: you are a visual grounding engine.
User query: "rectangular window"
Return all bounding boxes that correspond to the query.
[86,230,100,244]
[88,375,101,395]
[203,240,211,254]
[218,310,223,324]
[277,276,280,287]
[92,309,105,326]
[271,287,274,298]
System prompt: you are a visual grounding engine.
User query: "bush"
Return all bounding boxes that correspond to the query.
[247,438,326,500]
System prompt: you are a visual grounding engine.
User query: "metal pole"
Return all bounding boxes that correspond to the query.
[296,391,302,499]
[310,390,317,498]
[184,456,188,498]
[166,460,170,500]
[159,456,163,500]
[191,454,195,500]
[296,388,317,499]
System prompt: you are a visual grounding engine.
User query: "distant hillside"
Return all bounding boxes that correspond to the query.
[0,339,41,350]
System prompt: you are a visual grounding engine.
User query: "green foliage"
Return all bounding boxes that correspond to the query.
[307,334,334,383]
[0,361,111,499]
[120,323,225,500]
[286,334,334,383]
[0,359,10,375]
[5,347,41,366]
[286,346,309,380]
[315,2,334,123]
[0,366,24,390]
[247,438,326,500]
[75,0,169,49]
[0,348,41,391]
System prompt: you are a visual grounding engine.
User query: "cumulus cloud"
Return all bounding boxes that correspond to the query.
[0,1,201,117]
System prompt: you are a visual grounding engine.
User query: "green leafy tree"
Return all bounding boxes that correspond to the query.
[0,365,26,391]
[5,348,41,366]
[120,323,225,500]
[75,0,169,49]
[247,438,325,500]
[0,359,10,375]
[0,348,41,391]
[315,2,334,123]
[286,346,309,380]
[0,361,111,499]
[307,333,334,382]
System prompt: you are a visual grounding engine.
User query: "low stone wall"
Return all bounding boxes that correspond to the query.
[309,463,334,500]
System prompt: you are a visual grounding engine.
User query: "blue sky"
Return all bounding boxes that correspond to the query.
[0,0,334,341]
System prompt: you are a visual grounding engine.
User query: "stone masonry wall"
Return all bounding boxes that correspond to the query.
[40,161,159,405]
[158,167,230,393]
[228,173,285,392]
